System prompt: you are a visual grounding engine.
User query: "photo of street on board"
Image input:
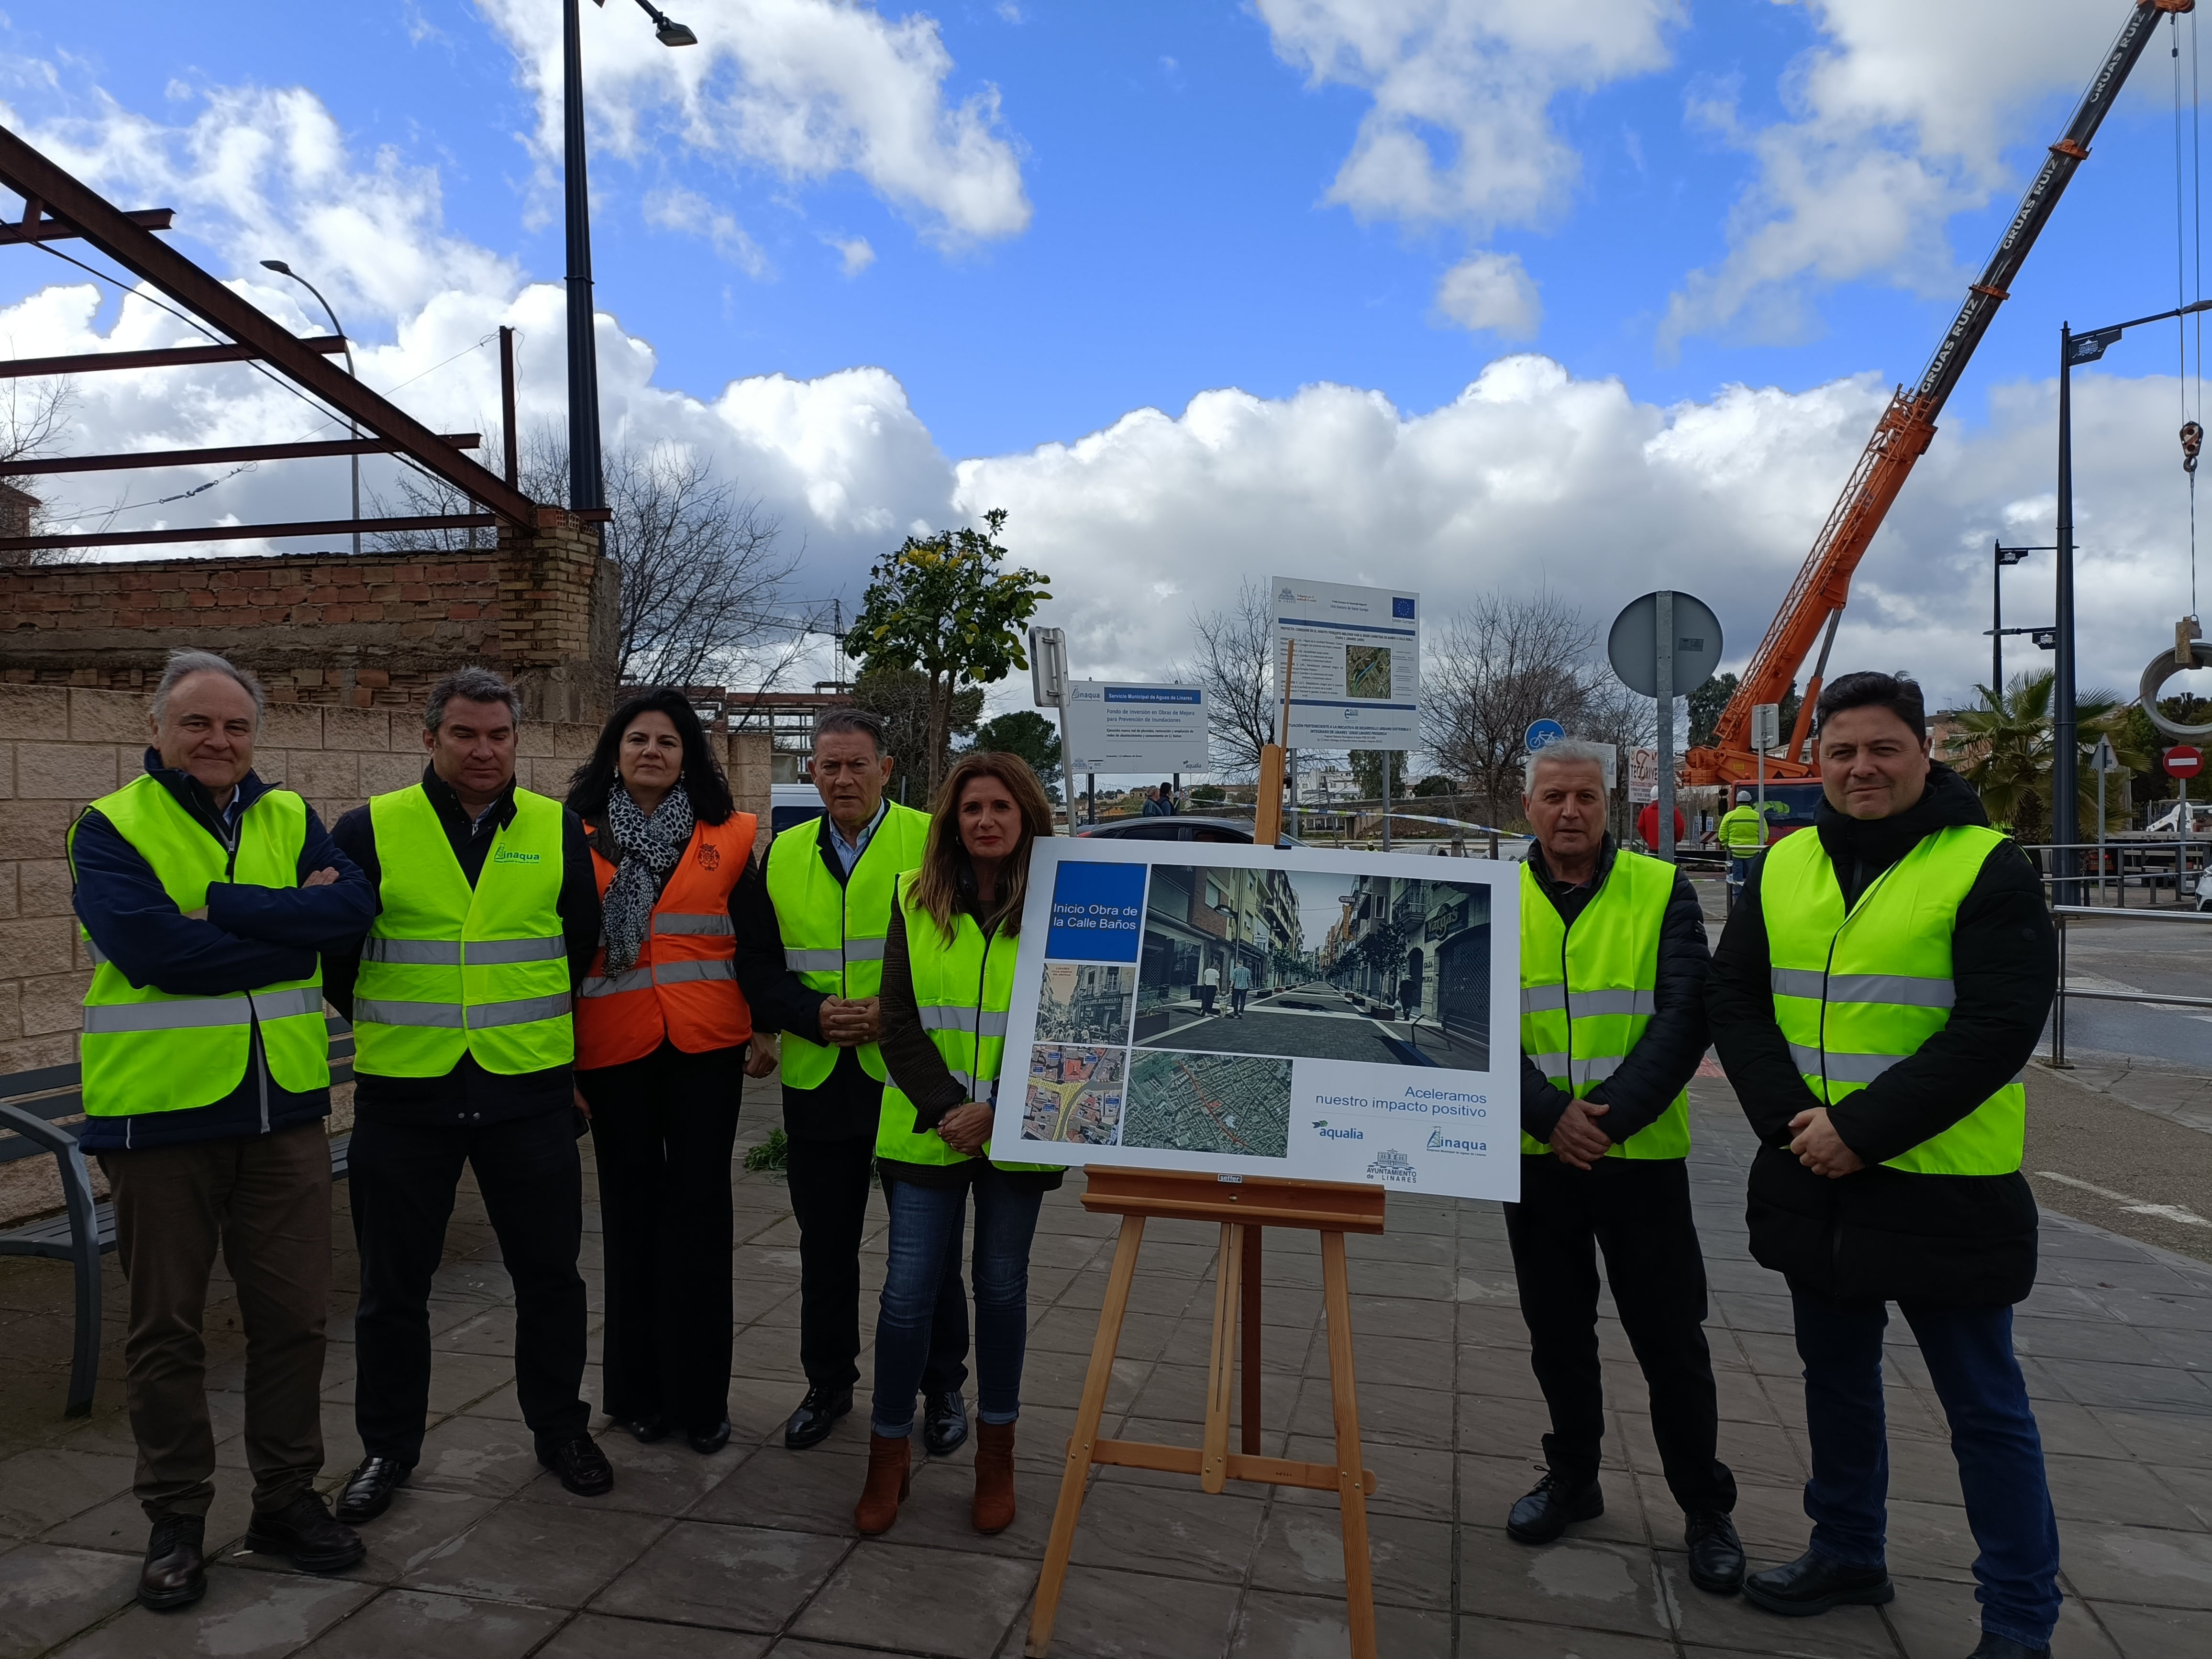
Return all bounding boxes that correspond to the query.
[1131,863,1491,1069]
[1019,1044,1128,1145]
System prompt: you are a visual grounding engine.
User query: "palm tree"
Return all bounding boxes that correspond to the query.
[1944,670,2144,839]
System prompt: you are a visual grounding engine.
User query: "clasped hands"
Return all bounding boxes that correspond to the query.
[1548,1098,1612,1170]
[936,1102,993,1158]
[817,995,880,1047]
[1787,1106,1864,1178]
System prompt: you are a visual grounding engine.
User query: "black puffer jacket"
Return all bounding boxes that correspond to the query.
[1705,764,2056,1305]
[1519,837,1711,1147]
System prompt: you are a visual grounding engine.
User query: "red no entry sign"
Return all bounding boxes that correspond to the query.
[2166,746,2203,779]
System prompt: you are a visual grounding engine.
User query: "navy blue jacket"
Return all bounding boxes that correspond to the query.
[68,752,376,1152]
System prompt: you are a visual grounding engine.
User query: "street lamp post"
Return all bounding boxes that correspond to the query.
[564,0,697,514]
[2054,298,2212,902]
[1990,542,2052,696]
[257,260,357,555]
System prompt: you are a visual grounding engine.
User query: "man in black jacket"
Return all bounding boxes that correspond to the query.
[321,668,610,1523]
[1506,741,1743,1595]
[1707,672,2059,1659]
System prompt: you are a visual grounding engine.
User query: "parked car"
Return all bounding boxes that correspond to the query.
[1076,814,1303,847]
[770,783,824,836]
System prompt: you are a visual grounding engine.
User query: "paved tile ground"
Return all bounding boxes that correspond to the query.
[2,1081,2209,1657]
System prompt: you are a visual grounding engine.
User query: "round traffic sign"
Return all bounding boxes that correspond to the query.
[2166,746,2203,779]
[1525,719,1566,753]
[1607,591,1724,699]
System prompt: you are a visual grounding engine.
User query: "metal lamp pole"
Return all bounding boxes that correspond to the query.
[258,261,357,554]
[2054,299,2212,904]
[564,0,697,513]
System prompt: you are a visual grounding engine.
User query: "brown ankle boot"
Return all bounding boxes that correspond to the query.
[854,1433,911,1535]
[972,1419,1017,1534]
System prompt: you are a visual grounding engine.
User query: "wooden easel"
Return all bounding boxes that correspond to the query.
[1024,1168,1387,1659]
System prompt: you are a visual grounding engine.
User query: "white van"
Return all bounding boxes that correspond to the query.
[770,783,824,838]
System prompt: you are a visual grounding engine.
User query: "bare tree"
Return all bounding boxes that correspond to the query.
[1185,579,1278,778]
[0,376,77,567]
[375,430,805,689]
[1424,590,1621,821]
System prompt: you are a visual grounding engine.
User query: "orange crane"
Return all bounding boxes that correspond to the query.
[1686,0,2197,787]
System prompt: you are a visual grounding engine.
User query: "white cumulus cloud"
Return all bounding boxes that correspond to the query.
[1434,251,1540,338]
[476,0,1031,246]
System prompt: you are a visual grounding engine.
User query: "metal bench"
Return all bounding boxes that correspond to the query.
[0,1018,356,1417]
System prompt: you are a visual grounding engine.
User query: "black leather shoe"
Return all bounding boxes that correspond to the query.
[243,1492,366,1573]
[617,1416,669,1445]
[785,1383,853,1451]
[686,1419,732,1455]
[1742,1548,1894,1617]
[923,1390,969,1457]
[1685,1510,1746,1594]
[541,1435,615,1496]
[138,1514,206,1611]
[1506,1471,1604,1543]
[1965,1637,2050,1659]
[334,1456,412,1524]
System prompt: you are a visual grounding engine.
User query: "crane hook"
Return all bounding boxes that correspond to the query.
[2185,421,2204,475]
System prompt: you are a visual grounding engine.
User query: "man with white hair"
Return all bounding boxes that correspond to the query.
[1506,740,1744,1595]
[69,650,377,1608]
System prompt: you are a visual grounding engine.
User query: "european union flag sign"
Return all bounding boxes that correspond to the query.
[1045,861,1147,962]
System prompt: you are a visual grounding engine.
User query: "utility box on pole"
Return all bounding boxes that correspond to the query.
[1029,625,1075,838]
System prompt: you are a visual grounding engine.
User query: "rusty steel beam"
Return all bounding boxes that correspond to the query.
[1,337,347,379]
[0,206,173,245]
[0,513,498,555]
[3,432,482,476]
[0,127,540,527]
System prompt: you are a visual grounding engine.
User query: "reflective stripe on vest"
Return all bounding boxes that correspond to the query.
[352,785,573,1077]
[1759,821,2024,1176]
[1517,850,1690,1160]
[763,803,931,1088]
[575,815,757,1069]
[71,774,330,1116]
[878,870,1052,1173]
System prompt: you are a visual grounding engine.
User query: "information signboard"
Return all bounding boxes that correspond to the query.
[1001,837,1519,1202]
[1063,681,1211,774]
[1271,577,1421,750]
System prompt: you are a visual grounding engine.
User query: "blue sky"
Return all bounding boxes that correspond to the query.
[5,0,2212,712]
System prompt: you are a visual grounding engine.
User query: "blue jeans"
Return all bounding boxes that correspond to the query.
[1791,1287,2060,1648]
[872,1170,1043,1438]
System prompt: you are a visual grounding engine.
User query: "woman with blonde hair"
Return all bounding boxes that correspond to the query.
[853,749,1063,1537]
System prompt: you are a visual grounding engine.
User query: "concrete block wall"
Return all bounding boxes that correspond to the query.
[0,685,770,1076]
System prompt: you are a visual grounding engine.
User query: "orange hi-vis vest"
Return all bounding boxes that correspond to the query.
[576,813,757,1069]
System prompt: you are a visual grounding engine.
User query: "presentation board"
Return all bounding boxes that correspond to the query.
[1001,837,1520,1202]
[1271,576,1421,750]
[1063,681,1211,774]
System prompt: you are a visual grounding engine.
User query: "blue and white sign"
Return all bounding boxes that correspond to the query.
[1063,681,1211,774]
[1272,576,1422,750]
[1524,719,1566,752]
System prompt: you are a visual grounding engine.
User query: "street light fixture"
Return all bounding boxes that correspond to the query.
[564,0,698,514]
[257,259,359,555]
[2053,297,2212,901]
[1989,542,2053,695]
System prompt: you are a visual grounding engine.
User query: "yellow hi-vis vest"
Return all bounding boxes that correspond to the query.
[763,802,930,1089]
[1717,804,1769,853]
[1518,851,1691,1159]
[876,873,1051,1172]
[1760,822,2024,1176]
[352,785,573,1077]
[71,775,330,1116]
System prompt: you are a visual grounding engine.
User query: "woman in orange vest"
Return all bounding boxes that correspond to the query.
[565,688,774,1454]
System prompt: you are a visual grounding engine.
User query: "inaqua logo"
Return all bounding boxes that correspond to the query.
[492,847,542,864]
[1426,1129,1487,1156]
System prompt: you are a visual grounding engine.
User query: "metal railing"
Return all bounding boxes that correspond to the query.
[2045,902,2212,1066]
[2016,840,2210,907]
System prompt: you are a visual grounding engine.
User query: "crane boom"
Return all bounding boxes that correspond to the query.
[1686,0,2195,786]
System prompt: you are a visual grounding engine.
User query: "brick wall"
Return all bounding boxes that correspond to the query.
[0,685,773,1076]
[0,514,617,721]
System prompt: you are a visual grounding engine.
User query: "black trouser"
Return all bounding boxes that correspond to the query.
[785,1134,969,1395]
[1504,1154,1735,1515]
[350,1107,590,1466]
[579,1040,744,1431]
[1230,987,1248,1016]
